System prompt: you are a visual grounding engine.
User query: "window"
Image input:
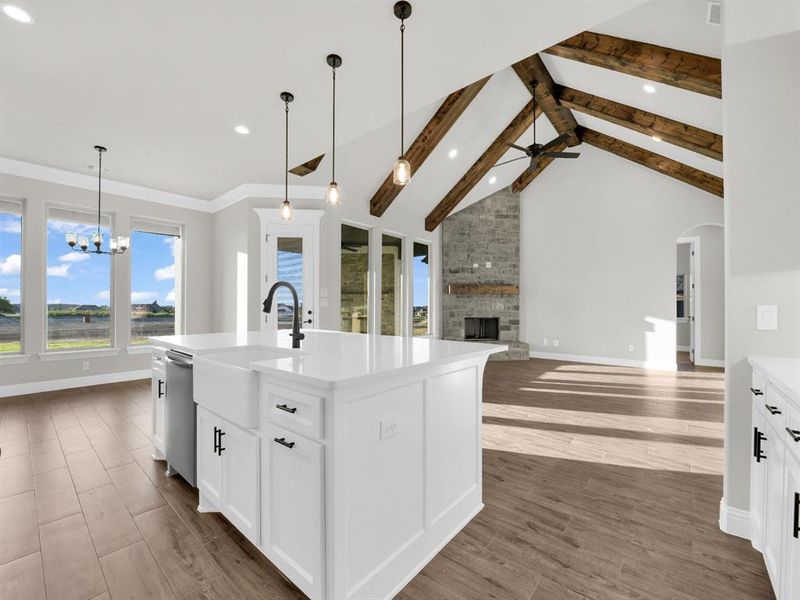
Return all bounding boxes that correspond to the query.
[340,224,369,333]
[0,199,23,354]
[276,237,304,330]
[412,242,431,336]
[381,234,403,335]
[46,209,112,350]
[130,221,182,344]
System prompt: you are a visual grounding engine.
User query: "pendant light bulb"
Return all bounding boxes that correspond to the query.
[393,158,411,186]
[281,199,293,221]
[325,181,341,206]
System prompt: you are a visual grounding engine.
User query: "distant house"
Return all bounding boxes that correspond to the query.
[131,301,165,316]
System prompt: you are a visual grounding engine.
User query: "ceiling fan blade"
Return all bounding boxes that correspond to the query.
[506,143,530,153]
[540,133,572,153]
[541,151,581,159]
[492,156,528,168]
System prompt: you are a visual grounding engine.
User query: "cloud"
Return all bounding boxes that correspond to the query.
[97,290,110,301]
[48,299,62,305]
[0,220,21,234]
[58,252,91,263]
[0,254,21,275]
[154,264,175,281]
[165,289,176,303]
[47,264,70,277]
[131,291,158,303]
[0,287,20,299]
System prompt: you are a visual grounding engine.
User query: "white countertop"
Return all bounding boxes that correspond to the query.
[749,356,800,405]
[151,330,507,389]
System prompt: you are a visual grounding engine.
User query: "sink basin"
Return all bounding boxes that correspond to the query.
[194,347,294,428]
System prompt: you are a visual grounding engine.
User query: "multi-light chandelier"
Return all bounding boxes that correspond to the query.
[65,145,129,255]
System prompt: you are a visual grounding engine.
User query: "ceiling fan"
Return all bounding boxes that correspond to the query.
[493,81,580,172]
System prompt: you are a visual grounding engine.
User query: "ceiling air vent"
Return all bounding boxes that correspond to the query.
[707,1,722,26]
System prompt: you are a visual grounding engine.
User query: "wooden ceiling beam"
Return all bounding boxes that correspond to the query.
[544,31,722,98]
[425,100,541,231]
[369,75,491,217]
[511,54,580,147]
[579,127,723,197]
[558,86,723,161]
[510,141,567,194]
[289,154,325,177]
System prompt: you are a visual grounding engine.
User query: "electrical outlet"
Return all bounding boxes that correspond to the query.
[543,338,549,346]
[82,361,90,371]
[472,263,479,269]
[380,415,400,441]
[628,344,635,352]
[552,339,559,347]
[485,261,492,268]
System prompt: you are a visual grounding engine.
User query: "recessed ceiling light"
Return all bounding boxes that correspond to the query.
[448,148,458,159]
[651,135,662,142]
[643,84,656,94]
[2,4,33,23]
[488,175,497,185]
[234,125,250,135]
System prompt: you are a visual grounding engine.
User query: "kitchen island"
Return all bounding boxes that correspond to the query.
[150,329,505,600]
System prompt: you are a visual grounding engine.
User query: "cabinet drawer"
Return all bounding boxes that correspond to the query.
[262,383,324,440]
[784,395,800,462]
[764,384,788,429]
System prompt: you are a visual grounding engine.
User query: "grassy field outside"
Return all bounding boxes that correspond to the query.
[46,339,111,350]
[0,341,21,353]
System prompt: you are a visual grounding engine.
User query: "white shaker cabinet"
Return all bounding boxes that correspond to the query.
[196,405,260,545]
[748,357,800,600]
[151,348,167,459]
[262,423,325,600]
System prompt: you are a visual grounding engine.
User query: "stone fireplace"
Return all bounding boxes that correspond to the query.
[441,187,529,360]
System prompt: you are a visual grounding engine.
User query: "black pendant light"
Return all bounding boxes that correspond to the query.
[280,92,294,221]
[65,145,129,255]
[325,54,343,206]
[392,1,412,186]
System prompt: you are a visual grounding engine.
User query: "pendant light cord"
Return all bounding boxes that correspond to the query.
[400,19,405,157]
[332,66,336,181]
[97,148,102,236]
[284,99,289,203]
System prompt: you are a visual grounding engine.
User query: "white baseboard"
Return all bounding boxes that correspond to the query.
[719,498,751,540]
[529,351,677,372]
[677,345,690,352]
[696,357,725,368]
[0,369,150,399]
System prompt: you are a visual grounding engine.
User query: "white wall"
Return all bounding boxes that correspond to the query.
[520,145,723,369]
[722,2,800,516]
[0,174,213,389]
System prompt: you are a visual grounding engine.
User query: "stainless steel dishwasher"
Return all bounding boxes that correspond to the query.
[164,349,196,487]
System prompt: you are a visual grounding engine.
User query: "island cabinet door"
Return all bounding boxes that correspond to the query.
[782,450,800,600]
[262,424,324,600]
[221,420,260,546]
[196,406,222,510]
[151,355,167,457]
[751,400,768,551]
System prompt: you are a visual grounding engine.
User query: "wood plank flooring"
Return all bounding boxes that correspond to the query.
[0,359,772,600]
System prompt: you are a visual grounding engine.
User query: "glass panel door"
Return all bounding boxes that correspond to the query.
[340,224,369,334]
[381,234,402,335]
[413,242,431,336]
[276,237,304,330]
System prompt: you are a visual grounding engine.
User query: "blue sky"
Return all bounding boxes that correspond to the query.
[413,254,429,307]
[0,213,22,305]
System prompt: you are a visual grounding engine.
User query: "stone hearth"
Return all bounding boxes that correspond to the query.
[441,187,530,360]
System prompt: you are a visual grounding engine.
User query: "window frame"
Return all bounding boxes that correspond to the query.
[0,196,25,356]
[44,205,116,353]
[128,217,185,347]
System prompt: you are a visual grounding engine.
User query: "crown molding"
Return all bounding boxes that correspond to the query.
[0,157,326,215]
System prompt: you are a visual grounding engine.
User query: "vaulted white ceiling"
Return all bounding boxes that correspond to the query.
[0,0,645,199]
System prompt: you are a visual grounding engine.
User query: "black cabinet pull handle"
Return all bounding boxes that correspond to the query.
[213,426,220,454]
[274,437,295,449]
[218,430,225,455]
[753,427,760,459]
[158,379,165,398]
[786,428,800,443]
[765,404,782,415]
[276,403,297,414]
[793,492,799,539]
[758,432,767,462]
[750,387,764,396]
[753,427,767,462]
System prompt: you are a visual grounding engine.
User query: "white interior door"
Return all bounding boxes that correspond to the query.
[688,243,696,364]
[257,209,323,334]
